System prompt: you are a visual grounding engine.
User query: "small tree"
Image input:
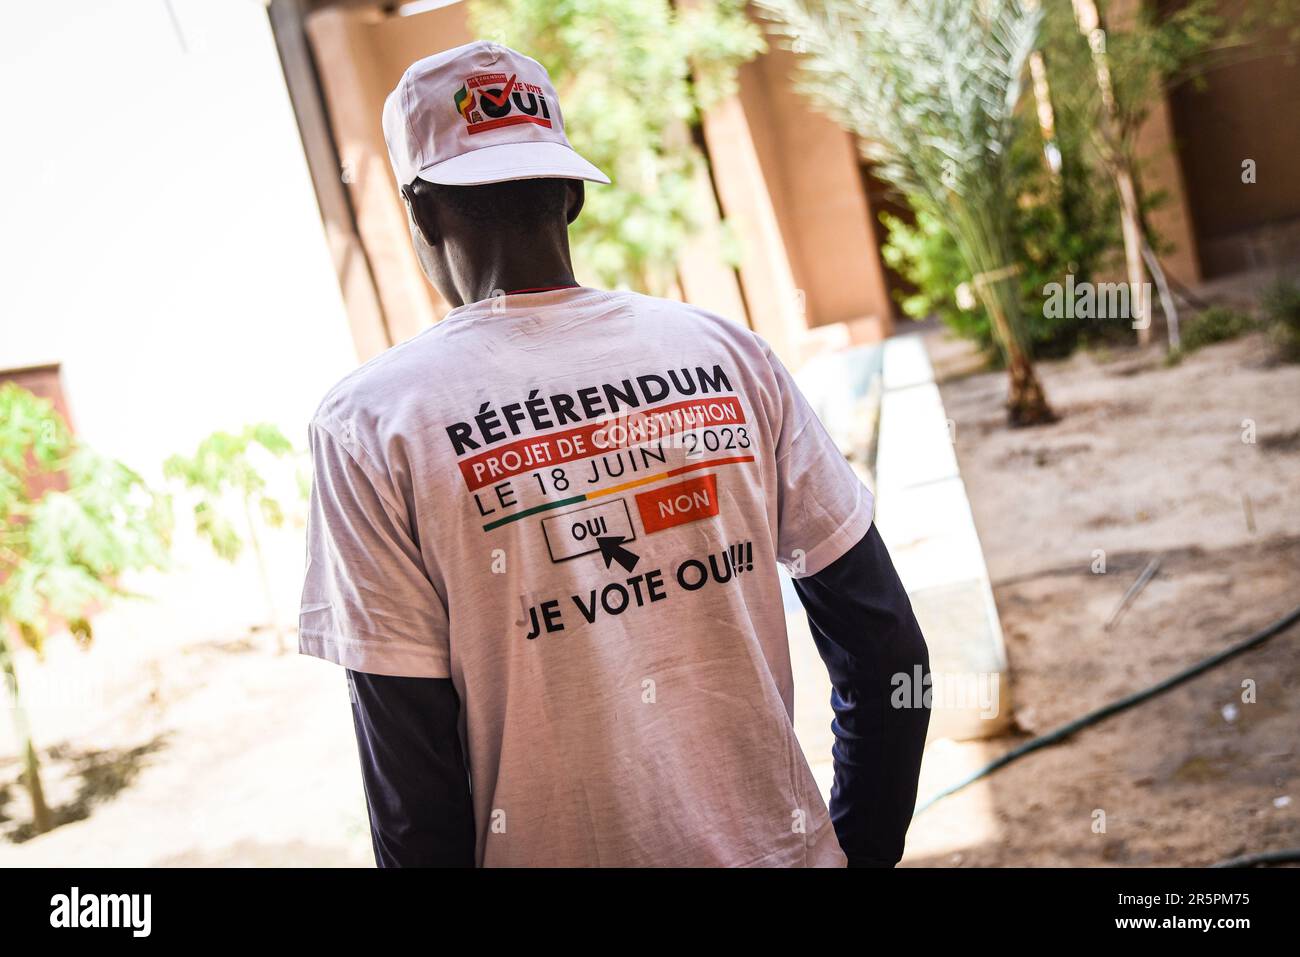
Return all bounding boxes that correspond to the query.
[470,0,765,294]
[1045,0,1299,349]
[879,90,1119,361]
[760,0,1056,425]
[0,383,171,834]
[164,425,299,652]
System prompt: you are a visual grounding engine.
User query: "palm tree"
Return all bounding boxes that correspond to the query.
[759,0,1055,425]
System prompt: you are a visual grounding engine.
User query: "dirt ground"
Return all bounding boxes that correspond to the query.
[0,627,374,866]
[908,330,1300,866]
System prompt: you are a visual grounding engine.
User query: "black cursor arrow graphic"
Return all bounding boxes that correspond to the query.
[596,535,641,573]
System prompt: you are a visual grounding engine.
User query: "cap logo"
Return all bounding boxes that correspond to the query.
[453,72,553,135]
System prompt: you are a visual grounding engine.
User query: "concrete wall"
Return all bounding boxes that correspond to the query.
[1134,94,1203,286]
[1105,0,1202,286]
[699,40,898,360]
[1115,0,1300,281]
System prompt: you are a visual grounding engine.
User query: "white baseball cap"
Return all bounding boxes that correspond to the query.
[382,40,610,188]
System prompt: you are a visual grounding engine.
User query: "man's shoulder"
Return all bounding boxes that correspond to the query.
[310,322,452,432]
[615,290,770,351]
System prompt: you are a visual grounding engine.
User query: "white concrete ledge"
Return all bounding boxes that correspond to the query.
[874,335,1011,739]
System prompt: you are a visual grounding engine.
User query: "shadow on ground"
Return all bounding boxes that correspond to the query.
[0,736,169,843]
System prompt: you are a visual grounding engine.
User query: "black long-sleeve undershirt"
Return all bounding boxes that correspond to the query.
[346,523,929,867]
[792,522,931,867]
[346,669,475,867]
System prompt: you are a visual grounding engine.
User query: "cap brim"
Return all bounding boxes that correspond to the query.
[415,141,610,187]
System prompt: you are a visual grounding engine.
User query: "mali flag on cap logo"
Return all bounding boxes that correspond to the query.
[453,84,475,121]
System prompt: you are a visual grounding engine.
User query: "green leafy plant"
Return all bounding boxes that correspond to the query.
[163,425,299,652]
[880,208,976,336]
[1262,278,1300,362]
[0,383,171,835]
[760,0,1056,424]
[470,0,765,294]
[881,104,1120,361]
[1179,306,1256,353]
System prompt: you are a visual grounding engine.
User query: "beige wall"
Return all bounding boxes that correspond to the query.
[743,45,895,335]
[700,90,806,358]
[1134,94,1202,286]
[700,41,898,359]
[1106,0,1202,286]
[1166,35,1300,277]
[306,4,476,356]
[673,157,751,325]
[1113,0,1300,281]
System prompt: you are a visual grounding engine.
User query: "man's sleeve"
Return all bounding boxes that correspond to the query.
[299,419,451,678]
[300,421,473,866]
[347,669,475,868]
[793,524,931,867]
[764,346,874,576]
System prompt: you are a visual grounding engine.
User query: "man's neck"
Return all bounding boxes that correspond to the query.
[458,241,577,305]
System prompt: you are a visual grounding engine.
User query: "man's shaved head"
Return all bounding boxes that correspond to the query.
[408,177,571,231]
[400,176,585,307]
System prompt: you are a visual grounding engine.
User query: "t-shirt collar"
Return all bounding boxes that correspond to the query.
[443,285,604,322]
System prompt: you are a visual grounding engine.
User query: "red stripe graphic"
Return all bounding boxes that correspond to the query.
[458,396,746,491]
[466,115,553,135]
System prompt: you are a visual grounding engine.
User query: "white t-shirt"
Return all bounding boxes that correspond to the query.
[300,286,873,867]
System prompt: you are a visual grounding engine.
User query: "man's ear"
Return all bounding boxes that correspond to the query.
[565,180,585,225]
[401,183,439,246]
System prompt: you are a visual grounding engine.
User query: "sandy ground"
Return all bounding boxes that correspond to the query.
[2,330,1296,867]
[0,630,374,866]
[907,330,1300,866]
[0,524,378,867]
